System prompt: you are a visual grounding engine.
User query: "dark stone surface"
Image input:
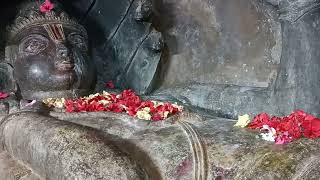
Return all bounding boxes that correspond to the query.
[153,0,281,88]
[0,63,15,92]
[273,6,320,117]
[1,112,146,180]
[2,111,320,179]
[150,0,320,118]
[80,0,164,94]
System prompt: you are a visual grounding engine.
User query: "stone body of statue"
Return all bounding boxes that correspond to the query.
[0,1,320,180]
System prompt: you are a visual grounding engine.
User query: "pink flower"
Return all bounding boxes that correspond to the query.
[0,92,9,99]
[275,132,292,145]
[40,0,54,13]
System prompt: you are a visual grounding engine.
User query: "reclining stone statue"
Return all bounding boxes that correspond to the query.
[0,1,320,180]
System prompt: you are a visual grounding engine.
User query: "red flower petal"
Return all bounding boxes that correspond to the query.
[65,100,75,112]
[248,113,270,129]
[0,92,9,99]
[40,0,54,13]
[106,81,115,89]
[151,113,163,121]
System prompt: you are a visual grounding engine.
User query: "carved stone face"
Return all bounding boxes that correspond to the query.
[135,0,152,21]
[11,23,96,100]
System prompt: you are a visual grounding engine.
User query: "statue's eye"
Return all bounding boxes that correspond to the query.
[68,34,87,51]
[21,36,49,54]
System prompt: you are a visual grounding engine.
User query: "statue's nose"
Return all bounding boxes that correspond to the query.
[56,43,69,58]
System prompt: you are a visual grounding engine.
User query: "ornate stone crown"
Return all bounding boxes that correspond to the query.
[7,1,87,43]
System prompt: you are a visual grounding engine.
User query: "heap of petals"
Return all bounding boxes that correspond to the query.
[247,110,320,144]
[43,89,183,121]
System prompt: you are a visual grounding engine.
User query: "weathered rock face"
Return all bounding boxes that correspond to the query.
[272,0,320,117]
[153,0,281,88]
[151,0,320,118]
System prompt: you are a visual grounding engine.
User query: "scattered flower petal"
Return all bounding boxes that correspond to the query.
[260,125,276,142]
[0,92,9,99]
[106,81,115,89]
[40,0,54,13]
[234,114,251,128]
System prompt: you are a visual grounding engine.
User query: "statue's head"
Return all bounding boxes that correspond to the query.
[5,1,96,100]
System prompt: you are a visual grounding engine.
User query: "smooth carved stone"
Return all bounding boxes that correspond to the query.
[84,0,164,94]
[123,29,164,94]
[1,112,320,179]
[0,112,146,180]
[5,1,96,100]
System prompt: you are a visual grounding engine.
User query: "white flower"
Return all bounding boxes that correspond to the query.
[102,91,111,97]
[234,114,251,128]
[163,111,169,119]
[142,107,151,112]
[136,110,151,120]
[54,98,65,108]
[99,100,110,106]
[88,93,100,99]
[260,125,276,142]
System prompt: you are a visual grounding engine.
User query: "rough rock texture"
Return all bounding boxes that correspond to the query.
[0,150,40,180]
[151,0,320,118]
[272,0,320,116]
[2,111,320,179]
[152,84,272,119]
[153,0,281,88]
[0,112,146,180]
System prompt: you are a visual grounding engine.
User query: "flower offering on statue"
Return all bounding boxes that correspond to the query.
[43,89,183,121]
[236,110,320,144]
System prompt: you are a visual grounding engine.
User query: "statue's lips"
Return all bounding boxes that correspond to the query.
[56,61,75,71]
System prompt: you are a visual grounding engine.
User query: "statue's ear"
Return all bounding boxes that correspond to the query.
[5,45,18,65]
[1,45,18,92]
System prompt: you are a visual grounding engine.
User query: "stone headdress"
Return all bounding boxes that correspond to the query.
[7,0,87,44]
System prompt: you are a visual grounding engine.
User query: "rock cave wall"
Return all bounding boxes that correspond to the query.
[153,0,281,88]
